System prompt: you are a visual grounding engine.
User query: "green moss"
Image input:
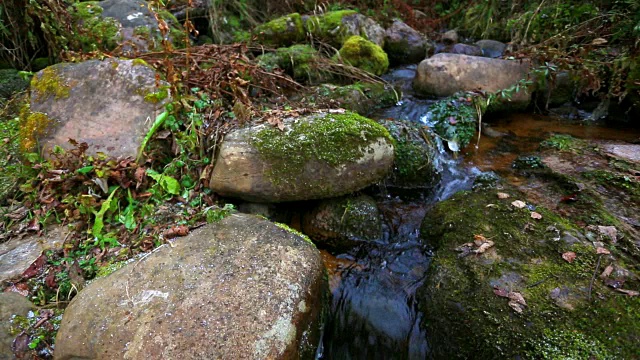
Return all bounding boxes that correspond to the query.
[19,108,55,153]
[541,134,583,151]
[582,170,640,201]
[419,189,640,359]
[306,10,358,46]
[143,86,169,104]
[30,66,71,103]
[70,2,121,52]
[250,111,392,187]
[275,222,315,245]
[337,35,389,76]
[254,13,305,47]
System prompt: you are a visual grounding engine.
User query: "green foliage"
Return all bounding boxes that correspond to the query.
[541,134,578,151]
[146,169,181,195]
[10,309,64,358]
[204,203,235,223]
[430,95,477,151]
[513,155,545,169]
[528,329,614,360]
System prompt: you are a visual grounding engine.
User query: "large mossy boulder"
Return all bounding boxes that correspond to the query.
[305,11,384,48]
[254,13,305,47]
[55,213,327,359]
[418,188,640,359]
[384,20,430,66]
[302,194,382,251]
[413,53,531,109]
[20,58,169,159]
[337,36,389,76]
[379,119,440,193]
[70,0,184,53]
[209,111,394,202]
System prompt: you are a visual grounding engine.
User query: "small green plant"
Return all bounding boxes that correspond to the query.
[430,95,477,152]
[204,203,235,223]
[541,134,577,151]
[10,309,64,358]
[513,155,545,169]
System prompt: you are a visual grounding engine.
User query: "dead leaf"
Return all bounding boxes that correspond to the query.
[163,225,190,239]
[511,200,526,208]
[508,291,527,306]
[600,265,614,278]
[26,217,41,232]
[493,287,509,298]
[486,204,498,208]
[597,226,617,243]
[596,247,611,255]
[508,301,525,313]
[473,240,495,254]
[616,289,639,296]
[497,192,510,199]
[530,212,542,220]
[591,37,608,45]
[21,254,46,279]
[562,251,576,263]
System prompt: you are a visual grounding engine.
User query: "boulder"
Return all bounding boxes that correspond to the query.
[0,225,68,283]
[378,119,440,192]
[337,35,389,76]
[209,111,394,202]
[536,71,578,107]
[254,13,306,47]
[20,58,170,159]
[55,213,327,359]
[441,29,458,45]
[70,0,184,53]
[413,53,531,108]
[384,20,430,65]
[447,43,483,57]
[418,188,640,359]
[313,82,399,116]
[474,39,507,58]
[302,194,382,251]
[0,293,35,359]
[256,44,331,84]
[305,11,385,48]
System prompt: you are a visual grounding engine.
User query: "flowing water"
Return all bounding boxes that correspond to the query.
[318,65,640,359]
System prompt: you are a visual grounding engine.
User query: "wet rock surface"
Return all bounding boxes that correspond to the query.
[23,58,169,159]
[384,20,430,66]
[302,194,382,251]
[55,213,327,359]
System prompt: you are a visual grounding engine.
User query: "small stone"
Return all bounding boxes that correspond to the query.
[511,200,526,208]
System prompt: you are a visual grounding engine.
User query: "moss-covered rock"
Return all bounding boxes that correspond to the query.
[256,44,331,83]
[418,188,640,359]
[254,13,305,47]
[379,119,440,193]
[314,82,398,116]
[209,111,395,202]
[305,10,358,46]
[337,36,389,76]
[302,194,382,251]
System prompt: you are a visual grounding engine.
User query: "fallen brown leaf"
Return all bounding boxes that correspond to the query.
[530,212,542,220]
[562,251,576,263]
[511,200,526,208]
[497,192,510,199]
[493,287,509,298]
[616,289,639,296]
[508,291,527,306]
[596,247,611,255]
[473,240,495,254]
[600,265,614,278]
[163,225,190,239]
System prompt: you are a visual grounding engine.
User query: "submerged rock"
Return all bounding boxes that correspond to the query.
[55,213,327,359]
[418,188,640,359]
[209,111,394,202]
[413,53,531,110]
[302,194,382,251]
[21,58,169,159]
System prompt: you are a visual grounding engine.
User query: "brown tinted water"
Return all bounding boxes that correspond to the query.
[465,113,640,175]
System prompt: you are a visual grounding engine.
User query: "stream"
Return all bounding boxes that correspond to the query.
[318,65,640,359]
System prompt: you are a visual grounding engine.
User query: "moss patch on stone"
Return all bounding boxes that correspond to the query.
[70,2,121,52]
[250,111,392,188]
[275,222,315,246]
[30,66,71,103]
[254,13,305,47]
[419,188,639,359]
[142,86,170,104]
[18,106,55,153]
[337,36,389,76]
[305,10,358,46]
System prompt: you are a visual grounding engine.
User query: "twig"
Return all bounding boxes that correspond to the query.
[588,254,603,301]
